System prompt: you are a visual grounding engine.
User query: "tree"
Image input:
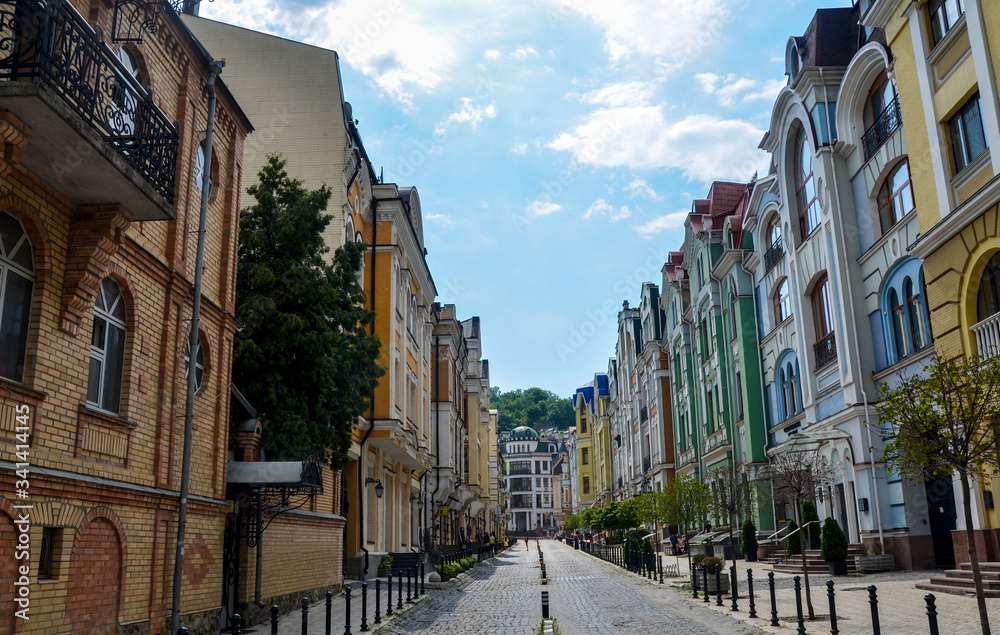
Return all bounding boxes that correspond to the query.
[785,519,800,555]
[820,517,848,564]
[879,354,1000,635]
[768,450,833,619]
[710,464,755,574]
[663,475,711,570]
[491,387,575,433]
[234,155,383,469]
[740,519,758,559]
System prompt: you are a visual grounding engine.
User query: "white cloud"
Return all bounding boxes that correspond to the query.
[484,49,501,60]
[584,199,632,222]
[425,213,455,227]
[548,107,768,183]
[510,142,529,154]
[526,198,562,217]
[569,81,659,108]
[633,211,689,235]
[624,177,662,201]
[558,0,734,70]
[698,73,786,109]
[514,47,539,60]
[202,0,454,106]
[436,97,497,134]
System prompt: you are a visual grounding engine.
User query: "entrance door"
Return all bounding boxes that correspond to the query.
[925,475,957,569]
[220,511,241,631]
[836,484,849,541]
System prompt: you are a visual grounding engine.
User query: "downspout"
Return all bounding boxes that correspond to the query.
[359,185,378,576]
[341,147,362,580]
[171,59,224,635]
[819,66,885,549]
[432,335,442,552]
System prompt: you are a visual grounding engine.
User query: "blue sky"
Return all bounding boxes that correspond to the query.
[200,0,855,398]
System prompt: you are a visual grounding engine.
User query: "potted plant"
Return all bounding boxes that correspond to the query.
[700,556,730,593]
[378,554,393,576]
[785,519,801,556]
[820,517,848,575]
[741,519,758,562]
[801,502,821,550]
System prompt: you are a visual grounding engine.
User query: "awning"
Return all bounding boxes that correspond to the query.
[227,458,323,494]
[779,429,852,453]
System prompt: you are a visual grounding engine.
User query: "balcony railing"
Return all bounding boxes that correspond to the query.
[639,406,648,423]
[862,95,902,161]
[0,0,178,202]
[764,238,784,271]
[642,457,650,473]
[814,333,838,369]
[972,311,1000,360]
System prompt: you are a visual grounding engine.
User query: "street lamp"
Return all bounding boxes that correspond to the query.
[366,477,384,498]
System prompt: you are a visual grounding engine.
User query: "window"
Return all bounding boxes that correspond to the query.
[877,161,915,233]
[883,258,932,364]
[183,333,205,395]
[38,527,58,580]
[580,417,587,435]
[978,253,1000,322]
[774,278,791,325]
[0,211,33,383]
[583,476,590,495]
[813,276,835,340]
[194,141,211,199]
[795,127,820,240]
[864,71,896,133]
[110,47,141,141]
[734,369,744,420]
[582,447,589,465]
[729,292,738,340]
[930,0,964,46]
[779,357,802,420]
[345,215,356,244]
[950,93,987,173]
[407,294,417,335]
[769,220,781,250]
[88,278,127,413]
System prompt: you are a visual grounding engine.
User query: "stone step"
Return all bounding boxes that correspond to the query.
[916,581,1000,598]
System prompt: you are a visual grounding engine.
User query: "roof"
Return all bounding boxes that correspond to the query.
[798,7,861,70]
[227,460,323,489]
[509,426,540,441]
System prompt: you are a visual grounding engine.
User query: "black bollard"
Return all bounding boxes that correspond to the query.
[768,571,779,627]
[301,597,310,635]
[793,576,805,635]
[271,605,281,635]
[375,579,382,624]
[827,580,839,635]
[716,564,723,606]
[747,569,756,619]
[868,585,881,635]
[326,590,333,635]
[360,582,369,631]
[925,593,939,635]
[730,566,739,611]
[386,572,393,616]
[233,614,243,635]
[703,565,710,603]
[407,567,413,603]
[343,586,352,635]
[692,561,699,598]
[659,554,664,584]
[397,568,403,610]
[178,629,189,635]
[421,561,426,596]
[542,590,550,619]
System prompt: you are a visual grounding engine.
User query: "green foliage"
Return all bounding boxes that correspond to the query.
[461,556,476,570]
[820,517,848,562]
[785,519,801,555]
[662,475,711,533]
[379,554,393,570]
[701,556,724,572]
[563,514,580,532]
[740,519,758,554]
[234,155,383,468]
[801,501,819,525]
[691,553,707,566]
[491,387,574,433]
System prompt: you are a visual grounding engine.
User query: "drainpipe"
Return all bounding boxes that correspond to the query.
[432,335,442,552]
[818,66,885,550]
[358,186,379,576]
[171,58,224,635]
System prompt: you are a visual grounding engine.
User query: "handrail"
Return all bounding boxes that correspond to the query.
[765,519,819,543]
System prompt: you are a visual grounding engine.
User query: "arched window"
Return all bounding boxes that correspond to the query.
[345,216,356,244]
[0,210,34,383]
[976,252,1000,322]
[729,291,738,341]
[110,47,142,141]
[864,71,896,132]
[407,294,417,335]
[184,333,206,394]
[795,127,820,240]
[883,258,932,364]
[87,278,127,413]
[877,161,914,233]
[769,220,781,250]
[777,354,802,421]
[774,278,791,325]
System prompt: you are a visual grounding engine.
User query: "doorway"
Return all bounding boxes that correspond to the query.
[925,475,957,569]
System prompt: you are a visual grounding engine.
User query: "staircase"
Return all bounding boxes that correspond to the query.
[916,562,1000,598]
[763,544,865,574]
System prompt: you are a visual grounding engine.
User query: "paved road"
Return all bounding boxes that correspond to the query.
[378,539,766,635]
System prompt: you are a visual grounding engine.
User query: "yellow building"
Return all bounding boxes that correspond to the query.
[571,384,598,511]
[866,0,1000,560]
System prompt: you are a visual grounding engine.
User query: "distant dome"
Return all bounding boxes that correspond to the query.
[510,426,539,441]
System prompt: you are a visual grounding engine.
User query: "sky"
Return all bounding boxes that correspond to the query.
[199,0,856,399]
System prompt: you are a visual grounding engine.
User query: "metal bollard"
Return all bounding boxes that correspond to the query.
[542,590,550,619]
[868,585,881,635]
[659,555,664,584]
[769,571,779,627]
[407,567,413,603]
[326,590,333,635]
[301,597,310,635]
[730,566,739,611]
[343,586,352,635]
[386,572,393,616]
[703,565,710,603]
[827,580,839,635]
[421,561,426,596]
[925,593,939,635]
[793,576,805,635]
[233,614,243,635]
[271,605,281,635]
[375,579,382,624]
[716,564,723,606]
[178,629,189,635]
[747,569,756,619]
[397,568,403,610]
[692,562,699,599]
[360,582,369,631]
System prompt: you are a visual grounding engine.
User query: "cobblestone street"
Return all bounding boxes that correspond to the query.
[376,540,765,635]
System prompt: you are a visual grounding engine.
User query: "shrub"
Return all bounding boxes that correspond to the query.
[820,517,848,562]
[701,556,724,572]
[379,554,393,571]
[785,519,801,555]
[691,553,708,566]
[740,519,758,554]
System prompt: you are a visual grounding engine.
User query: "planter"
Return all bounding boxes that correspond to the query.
[693,571,731,594]
[828,560,848,576]
[854,554,894,573]
[377,568,389,577]
[744,552,758,563]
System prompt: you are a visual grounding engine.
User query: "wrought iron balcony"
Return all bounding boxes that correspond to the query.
[0,0,178,218]
[814,333,838,369]
[862,95,902,161]
[764,238,784,271]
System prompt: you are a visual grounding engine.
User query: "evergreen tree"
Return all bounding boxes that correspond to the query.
[234,155,383,468]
